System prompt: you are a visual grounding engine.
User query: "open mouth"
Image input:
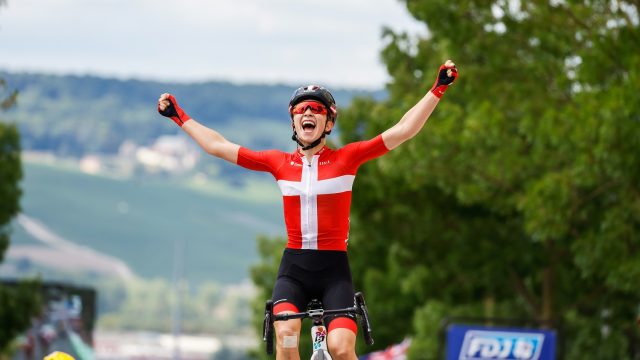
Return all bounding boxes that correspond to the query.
[302,120,316,133]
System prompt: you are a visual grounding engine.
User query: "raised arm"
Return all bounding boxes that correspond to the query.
[157,93,240,164]
[381,60,458,150]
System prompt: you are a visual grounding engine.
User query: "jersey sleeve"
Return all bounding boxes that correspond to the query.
[339,134,390,170]
[237,147,285,175]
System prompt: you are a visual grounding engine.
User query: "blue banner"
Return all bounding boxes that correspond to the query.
[446,324,556,360]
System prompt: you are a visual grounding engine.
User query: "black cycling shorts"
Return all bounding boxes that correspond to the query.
[272,248,357,333]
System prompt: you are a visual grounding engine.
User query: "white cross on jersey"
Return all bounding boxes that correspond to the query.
[277,155,355,250]
[236,135,389,251]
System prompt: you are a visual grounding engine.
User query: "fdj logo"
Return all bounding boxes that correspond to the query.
[459,330,544,360]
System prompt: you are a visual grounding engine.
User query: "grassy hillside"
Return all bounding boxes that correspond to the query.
[12,161,285,284]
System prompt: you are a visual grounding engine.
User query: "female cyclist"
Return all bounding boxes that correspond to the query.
[158,60,458,360]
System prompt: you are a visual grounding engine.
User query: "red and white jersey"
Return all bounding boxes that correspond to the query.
[237,135,389,251]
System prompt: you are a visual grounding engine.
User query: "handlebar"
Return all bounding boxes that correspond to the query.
[263,292,374,355]
[273,306,359,322]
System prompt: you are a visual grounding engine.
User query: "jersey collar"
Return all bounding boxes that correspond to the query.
[296,145,329,158]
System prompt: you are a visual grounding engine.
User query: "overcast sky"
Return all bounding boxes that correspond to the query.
[0,0,426,89]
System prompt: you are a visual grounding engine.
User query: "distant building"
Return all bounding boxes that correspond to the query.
[135,135,199,174]
[79,155,102,175]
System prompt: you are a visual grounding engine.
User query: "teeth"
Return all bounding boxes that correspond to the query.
[302,120,315,127]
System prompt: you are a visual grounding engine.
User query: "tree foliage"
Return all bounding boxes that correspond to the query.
[335,1,639,359]
[0,118,21,263]
[0,280,42,353]
[0,54,43,359]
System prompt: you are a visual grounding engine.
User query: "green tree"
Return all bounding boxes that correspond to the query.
[0,71,42,358]
[0,79,21,265]
[335,1,639,359]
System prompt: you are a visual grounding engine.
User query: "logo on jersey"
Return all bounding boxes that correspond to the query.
[459,330,544,360]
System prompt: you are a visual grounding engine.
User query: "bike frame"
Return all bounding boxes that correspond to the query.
[311,321,330,360]
[263,292,374,359]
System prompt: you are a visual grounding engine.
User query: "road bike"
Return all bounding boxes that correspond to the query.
[263,292,374,360]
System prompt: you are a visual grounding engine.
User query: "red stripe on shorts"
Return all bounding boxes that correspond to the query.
[328,317,358,335]
[273,302,300,314]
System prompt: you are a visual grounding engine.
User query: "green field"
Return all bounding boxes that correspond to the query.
[13,161,285,284]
